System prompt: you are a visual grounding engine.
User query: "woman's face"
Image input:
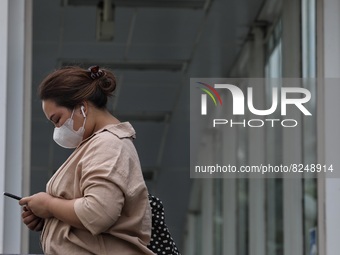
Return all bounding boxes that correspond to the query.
[42,99,85,131]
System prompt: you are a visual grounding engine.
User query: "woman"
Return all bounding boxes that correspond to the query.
[19,66,155,255]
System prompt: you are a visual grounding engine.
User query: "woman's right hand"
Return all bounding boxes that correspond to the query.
[21,206,45,231]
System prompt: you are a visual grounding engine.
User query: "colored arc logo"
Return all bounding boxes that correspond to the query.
[196,82,223,106]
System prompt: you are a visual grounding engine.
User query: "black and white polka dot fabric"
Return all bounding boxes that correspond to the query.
[147,194,181,255]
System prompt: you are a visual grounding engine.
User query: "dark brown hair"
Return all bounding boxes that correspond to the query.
[38,66,116,109]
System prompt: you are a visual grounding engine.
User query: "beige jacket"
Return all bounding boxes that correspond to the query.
[41,122,155,255]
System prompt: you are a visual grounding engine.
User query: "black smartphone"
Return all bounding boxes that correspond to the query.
[3,192,22,201]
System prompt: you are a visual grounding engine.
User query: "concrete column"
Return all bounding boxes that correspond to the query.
[0,1,9,250]
[317,0,340,254]
[248,27,265,255]
[0,0,32,253]
[281,0,303,254]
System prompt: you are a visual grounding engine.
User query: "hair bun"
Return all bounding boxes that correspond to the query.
[87,65,116,96]
[91,67,116,97]
[97,73,116,95]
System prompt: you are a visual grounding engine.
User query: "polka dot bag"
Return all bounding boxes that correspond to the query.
[147,194,181,255]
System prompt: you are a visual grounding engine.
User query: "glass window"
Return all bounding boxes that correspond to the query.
[213,179,223,255]
[301,0,317,254]
[265,39,282,78]
[195,211,203,255]
[236,88,249,255]
[265,19,282,78]
[266,178,284,255]
[237,178,249,255]
[265,20,284,255]
[302,0,316,78]
[211,127,224,255]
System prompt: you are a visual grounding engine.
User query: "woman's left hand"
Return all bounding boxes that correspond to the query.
[19,192,54,219]
[21,207,45,231]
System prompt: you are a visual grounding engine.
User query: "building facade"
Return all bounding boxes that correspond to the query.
[0,0,340,254]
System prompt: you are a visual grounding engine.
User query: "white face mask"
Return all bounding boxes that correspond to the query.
[53,107,86,149]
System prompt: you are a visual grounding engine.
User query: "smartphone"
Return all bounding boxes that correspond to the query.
[3,192,22,201]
